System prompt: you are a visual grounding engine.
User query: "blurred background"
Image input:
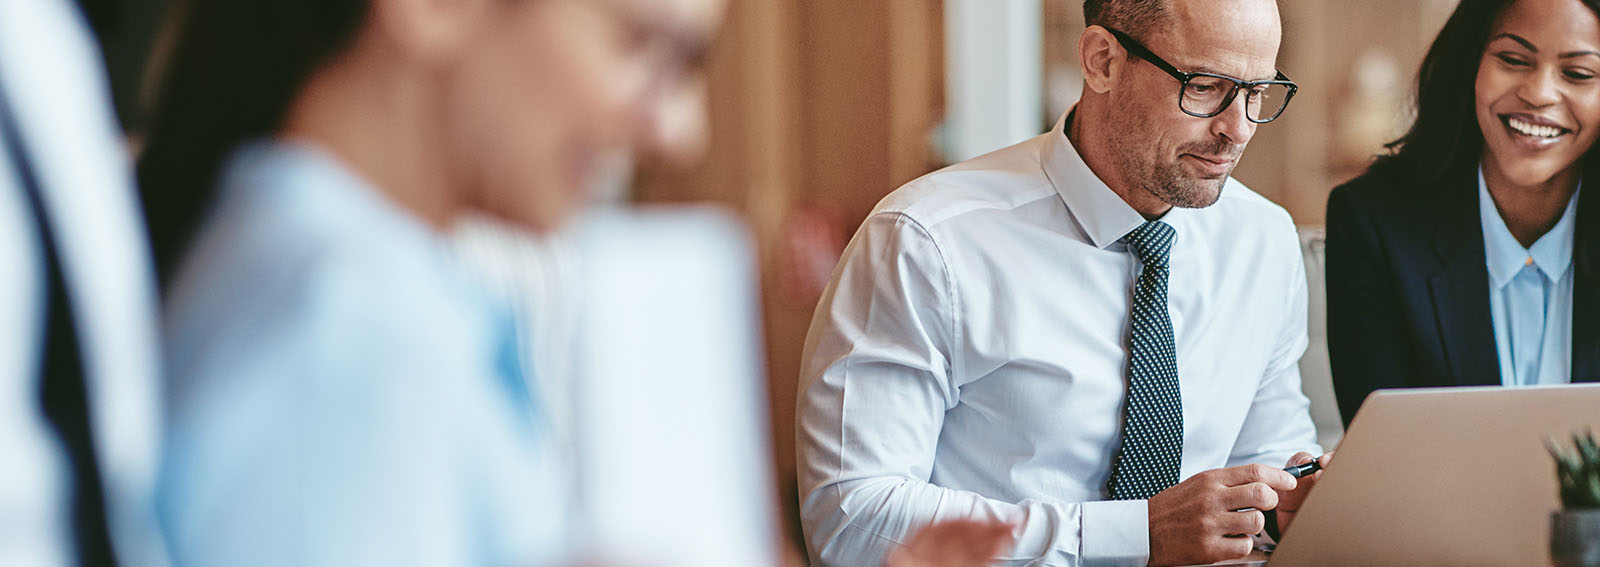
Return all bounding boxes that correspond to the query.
[85,0,1461,561]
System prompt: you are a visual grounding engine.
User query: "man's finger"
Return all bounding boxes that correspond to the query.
[1205,534,1255,561]
[1217,463,1296,492]
[1285,451,1316,467]
[1221,482,1280,511]
[1219,509,1267,536]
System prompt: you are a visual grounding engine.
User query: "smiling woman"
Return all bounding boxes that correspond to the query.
[1325,0,1600,425]
[1475,8,1600,237]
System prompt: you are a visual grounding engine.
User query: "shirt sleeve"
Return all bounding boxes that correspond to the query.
[795,212,1146,567]
[1226,219,1322,468]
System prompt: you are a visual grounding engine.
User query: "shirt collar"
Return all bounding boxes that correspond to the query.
[1476,164,1582,288]
[1040,108,1150,250]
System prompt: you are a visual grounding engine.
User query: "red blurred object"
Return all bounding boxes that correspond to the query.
[777,206,847,311]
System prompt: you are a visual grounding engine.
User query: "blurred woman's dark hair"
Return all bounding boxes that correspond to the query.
[136,0,368,284]
[1374,0,1600,185]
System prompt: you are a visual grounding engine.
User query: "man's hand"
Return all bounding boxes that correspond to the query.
[1274,451,1332,535]
[1147,464,1297,566]
[886,520,1014,567]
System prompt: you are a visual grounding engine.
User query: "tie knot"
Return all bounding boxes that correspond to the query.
[1123,221,1175,267]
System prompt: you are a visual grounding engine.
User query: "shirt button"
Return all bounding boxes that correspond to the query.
[1526,256,1535,266]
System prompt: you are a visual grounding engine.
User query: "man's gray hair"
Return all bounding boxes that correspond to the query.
[1082,0,1169,37]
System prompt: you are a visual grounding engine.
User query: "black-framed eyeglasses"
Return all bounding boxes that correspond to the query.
[1103,27,1298,124]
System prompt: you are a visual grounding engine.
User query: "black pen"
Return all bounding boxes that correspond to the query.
[1263,458,1327,543]
[1283,458,1324,478]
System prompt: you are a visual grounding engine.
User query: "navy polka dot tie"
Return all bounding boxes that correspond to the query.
[1107,220,1183,501]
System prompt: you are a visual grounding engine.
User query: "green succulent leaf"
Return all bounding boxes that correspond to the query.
[1549,429,1600,510]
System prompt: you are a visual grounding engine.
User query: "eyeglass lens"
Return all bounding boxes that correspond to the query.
[1180,77,1292,121]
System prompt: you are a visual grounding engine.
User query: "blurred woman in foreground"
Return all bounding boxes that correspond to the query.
[139,0,723,562]
[136,0,1017,562]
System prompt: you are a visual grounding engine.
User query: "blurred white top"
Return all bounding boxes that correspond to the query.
[453,207,779,566]
[0,0,167,563]
[796,111,1321,566]
[160,140,564,566]
[570,208,777,565]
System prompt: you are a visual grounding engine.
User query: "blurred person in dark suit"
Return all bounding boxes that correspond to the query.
[0,0,167,564]
[1328,0,1600,425]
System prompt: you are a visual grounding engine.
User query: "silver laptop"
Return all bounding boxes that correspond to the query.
[1269,383,1600,566]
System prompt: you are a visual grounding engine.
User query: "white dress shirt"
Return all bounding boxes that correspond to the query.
[796,111,1320,566]
[0,1,167,563]
[1477,167,1577,386]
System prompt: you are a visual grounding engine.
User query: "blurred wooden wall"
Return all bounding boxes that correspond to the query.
[1251,0,1456,225]
[634,0,945,562]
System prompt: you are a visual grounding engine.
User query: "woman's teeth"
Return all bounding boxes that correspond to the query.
[1508,117,1565,139]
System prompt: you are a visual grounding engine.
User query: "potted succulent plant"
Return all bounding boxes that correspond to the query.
[1548,430,1600,567]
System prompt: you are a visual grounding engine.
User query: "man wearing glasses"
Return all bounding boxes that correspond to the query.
[794,0,1327,565]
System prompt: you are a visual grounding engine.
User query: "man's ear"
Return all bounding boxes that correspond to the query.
[1079,25,1123,95]
[369,0,489,62]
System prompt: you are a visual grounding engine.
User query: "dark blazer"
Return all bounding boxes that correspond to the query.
[1325,163,1600,427]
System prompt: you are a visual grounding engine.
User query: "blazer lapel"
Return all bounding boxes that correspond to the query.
[1572,178,1599,383]
[1428,171,1502,387]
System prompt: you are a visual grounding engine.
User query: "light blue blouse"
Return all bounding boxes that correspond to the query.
[158,140,564,566]
[1477,167,1579,387]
